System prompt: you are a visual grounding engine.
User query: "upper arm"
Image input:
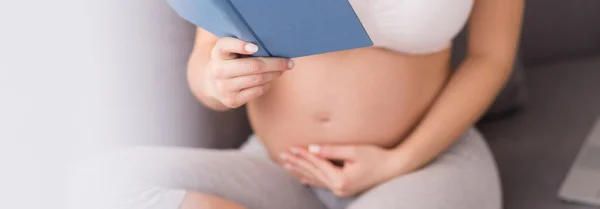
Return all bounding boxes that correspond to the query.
[193,27,219,55]
[187,27,218,95]
[466,0,524,65]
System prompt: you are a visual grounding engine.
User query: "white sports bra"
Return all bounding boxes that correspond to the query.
[349,0,474,54]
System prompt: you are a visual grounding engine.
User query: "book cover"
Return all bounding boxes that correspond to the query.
[167,0,373,58]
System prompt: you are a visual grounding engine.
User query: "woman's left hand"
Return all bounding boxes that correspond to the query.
[279,144,407,197]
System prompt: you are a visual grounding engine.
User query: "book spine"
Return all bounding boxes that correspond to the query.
[224,0,271,56]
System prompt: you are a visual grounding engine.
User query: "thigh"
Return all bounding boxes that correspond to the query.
[347,128,502,209]
[68,146,327,209]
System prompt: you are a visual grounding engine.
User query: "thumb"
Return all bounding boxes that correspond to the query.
[309,145,358,161]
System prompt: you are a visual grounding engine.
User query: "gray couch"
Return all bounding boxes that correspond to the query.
[131,0,600,208]
[478,1,600,208]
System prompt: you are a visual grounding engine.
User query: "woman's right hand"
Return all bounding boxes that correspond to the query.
[203,37,294,108]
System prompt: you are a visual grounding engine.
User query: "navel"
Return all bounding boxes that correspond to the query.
[313,111,332,124]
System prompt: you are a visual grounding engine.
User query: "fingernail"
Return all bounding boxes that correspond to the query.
[245,43,258,53]
[308,145,321,154]
[289,147,299,154]
[287,59,295,69]
[279,153,288,161]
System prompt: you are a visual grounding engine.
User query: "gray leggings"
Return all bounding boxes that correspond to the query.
[67,128,501,209]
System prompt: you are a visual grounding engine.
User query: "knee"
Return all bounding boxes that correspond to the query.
[347,140,502,209]
[348,178,501,209]
[66,147,179,209]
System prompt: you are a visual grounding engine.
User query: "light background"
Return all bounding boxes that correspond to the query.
[0,1,207,208]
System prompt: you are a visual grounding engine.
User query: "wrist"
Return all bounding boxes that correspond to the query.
[386,145,416,177]
[196,63,231,111]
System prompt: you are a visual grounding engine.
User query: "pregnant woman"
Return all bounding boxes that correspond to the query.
[69,0,523,208]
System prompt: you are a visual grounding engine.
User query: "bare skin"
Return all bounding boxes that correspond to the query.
[190,32,450,159]
[183,0,523,206]
[184,30,450,207]
[248,47,450,163]
[180,192,247,209]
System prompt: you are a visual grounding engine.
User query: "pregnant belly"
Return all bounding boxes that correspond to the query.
[247,47,451,164]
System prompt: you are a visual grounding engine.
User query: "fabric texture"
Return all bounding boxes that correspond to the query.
[348,0,473,54]
[245,128,502,209]
[67,128,501,209]
[520,0,600,64]
[479,55,600,209]
[67,146,328,209]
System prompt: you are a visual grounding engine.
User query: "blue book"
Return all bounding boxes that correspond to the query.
[166,0,373,58]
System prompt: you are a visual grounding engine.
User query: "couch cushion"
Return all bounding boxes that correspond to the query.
[479,55,600,209]
[521,0,600,65]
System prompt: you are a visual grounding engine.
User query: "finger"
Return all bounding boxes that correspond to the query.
[280,152,331,184]
[214,58,294,79]
[221,72,282,92]
[211,37,259,60]
[300,178,327,188]
[290,147,342,178]
[283,163,317,181]
[308,145,358,161]
[282,163,325,188]
[236,83,271,103]
[222,84,271,108]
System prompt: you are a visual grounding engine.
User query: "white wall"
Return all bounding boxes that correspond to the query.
[0,1,209,208]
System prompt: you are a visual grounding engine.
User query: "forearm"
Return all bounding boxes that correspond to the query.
[392,56,514,173]
[187,43,231,112]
